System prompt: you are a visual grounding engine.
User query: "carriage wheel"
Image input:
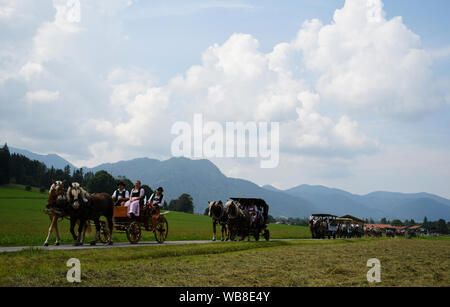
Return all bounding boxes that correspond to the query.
[126,221,141,244]
[263,229,270,241]
[154,216,168,244]
[99,221,111,244]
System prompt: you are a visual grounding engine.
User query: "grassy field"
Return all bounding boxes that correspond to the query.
[1,185,449,287]
[0,238,448,287]
[0,185,311,246]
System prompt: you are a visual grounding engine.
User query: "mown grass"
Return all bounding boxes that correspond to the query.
[0,239,448,287]
[0,185,310,246]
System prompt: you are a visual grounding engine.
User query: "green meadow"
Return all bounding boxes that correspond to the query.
[0,185,311,247]
[1,185,449,287]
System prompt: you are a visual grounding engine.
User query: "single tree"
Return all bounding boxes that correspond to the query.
[169,194,194,213]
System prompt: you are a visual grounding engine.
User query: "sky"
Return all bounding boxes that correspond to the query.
[1,0,449,197]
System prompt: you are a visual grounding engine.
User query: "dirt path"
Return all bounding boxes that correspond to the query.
[0,239,315,254]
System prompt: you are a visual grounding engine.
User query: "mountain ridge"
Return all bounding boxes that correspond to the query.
[9,146,450,220]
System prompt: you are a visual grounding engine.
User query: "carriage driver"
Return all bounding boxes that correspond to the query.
[147,187,164,232]
[112,181,129,207]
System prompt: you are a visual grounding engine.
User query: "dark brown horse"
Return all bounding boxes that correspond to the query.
[208,201,229,241]
[309,219,328,239]
[66,183,114,246]
[226,200,252,241]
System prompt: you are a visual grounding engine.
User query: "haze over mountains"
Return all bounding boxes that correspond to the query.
[10,147,76,170]
[10,147,450,221]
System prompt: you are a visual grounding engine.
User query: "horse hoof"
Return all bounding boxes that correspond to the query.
[212,238,216,242]
[74,242,82,246]
[90,242,96,246]
[55,242,60,246]
[43,243,49,247]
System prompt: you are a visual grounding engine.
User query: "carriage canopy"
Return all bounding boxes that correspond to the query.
[340,214,365,224]
[311,213,338,218]
[335,218,353,223]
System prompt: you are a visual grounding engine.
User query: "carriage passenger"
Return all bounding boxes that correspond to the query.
[147,187,164,232]
[112,181,129,207]
[124,180,145,219]
[248,203,258,224]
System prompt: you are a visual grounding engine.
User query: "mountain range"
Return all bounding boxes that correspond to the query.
[10,147,76,170]
[10,146,450,221]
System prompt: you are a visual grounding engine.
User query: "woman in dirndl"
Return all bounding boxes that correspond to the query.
[124,180,145,219]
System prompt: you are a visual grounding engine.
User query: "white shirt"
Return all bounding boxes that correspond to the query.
[149,193,164,207]
[112,189,129,200]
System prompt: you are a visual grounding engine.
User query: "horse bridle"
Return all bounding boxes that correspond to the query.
[211,201,225,220]
[227,201,242,219]
[67,186,88,210]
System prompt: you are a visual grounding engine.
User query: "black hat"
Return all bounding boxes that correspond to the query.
[157,187,164,192]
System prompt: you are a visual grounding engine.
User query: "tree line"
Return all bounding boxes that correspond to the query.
[0,144,194,214]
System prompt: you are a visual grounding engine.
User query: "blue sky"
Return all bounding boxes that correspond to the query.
[1,0,449,197]
[115,0,450,82]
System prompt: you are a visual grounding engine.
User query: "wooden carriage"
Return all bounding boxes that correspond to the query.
[112,206,169,244]
[230,198,270,241]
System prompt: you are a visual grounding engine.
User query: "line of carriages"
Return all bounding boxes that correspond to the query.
[309,214,365,239]
[309,213,420,239]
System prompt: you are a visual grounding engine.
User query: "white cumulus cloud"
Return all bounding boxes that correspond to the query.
[293,0,445,119]
[25,90,60,103]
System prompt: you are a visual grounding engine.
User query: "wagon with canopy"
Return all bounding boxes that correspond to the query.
[309,214,338,239]
[230,198,270,241]
[334,217,353,238]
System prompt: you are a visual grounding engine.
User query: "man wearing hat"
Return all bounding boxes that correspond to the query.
[112,181,129,207]
[147,187,164,232]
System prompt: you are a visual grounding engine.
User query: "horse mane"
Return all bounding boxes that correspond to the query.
[48,180,65,204]
[67,182,90,200]
[48,188,58,204]
[226,200,241,219]
[209,200,224,219]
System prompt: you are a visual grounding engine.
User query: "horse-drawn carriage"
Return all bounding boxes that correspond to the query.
[112,206,169,244]
[230,198,270,241]
[309,214,338,239]
[385,227,396,238]
[334,217,353,238]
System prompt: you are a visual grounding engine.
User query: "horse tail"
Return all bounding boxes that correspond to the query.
[84,221,92,235]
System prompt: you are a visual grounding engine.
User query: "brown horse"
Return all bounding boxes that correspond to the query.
[309,219,328,239]
[208,201,229,241]
[226,200,252,241]
[66,183,114,246]
[43,180,66,246]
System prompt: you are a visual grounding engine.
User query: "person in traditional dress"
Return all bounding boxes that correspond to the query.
[124,180,145,219]
[147,187,164,232]
[112,181,129,207]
